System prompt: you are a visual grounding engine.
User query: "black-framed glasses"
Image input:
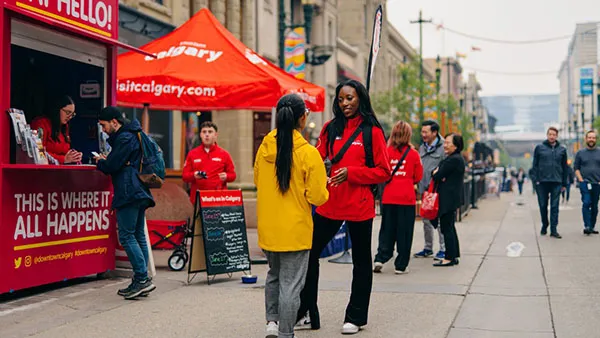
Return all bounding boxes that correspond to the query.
[62,108,76,117]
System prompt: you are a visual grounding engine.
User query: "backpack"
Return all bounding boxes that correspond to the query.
[135,131,166,189]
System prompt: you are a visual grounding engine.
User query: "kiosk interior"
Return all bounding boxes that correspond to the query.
[0,0,150,294]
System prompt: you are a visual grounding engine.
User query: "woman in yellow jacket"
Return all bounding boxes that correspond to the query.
[254,93,329,338]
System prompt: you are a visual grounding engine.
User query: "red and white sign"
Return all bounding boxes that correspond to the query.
[0,168,116,293]
[5,0,118,38]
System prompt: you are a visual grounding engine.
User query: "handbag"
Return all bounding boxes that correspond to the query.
[420,179,439,220]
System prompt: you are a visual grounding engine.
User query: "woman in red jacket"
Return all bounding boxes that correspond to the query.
[30,95,82,164]
[296,80,390,335]
[373,121,423,274]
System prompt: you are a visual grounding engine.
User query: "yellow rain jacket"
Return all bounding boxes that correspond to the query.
[254,129,329,252]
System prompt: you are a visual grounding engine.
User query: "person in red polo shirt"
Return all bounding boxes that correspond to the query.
[182,121,236,205]
[373,121,423,275]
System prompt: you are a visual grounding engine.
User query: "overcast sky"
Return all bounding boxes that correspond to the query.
[387,0,600,97]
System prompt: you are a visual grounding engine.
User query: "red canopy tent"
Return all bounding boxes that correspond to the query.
[117,8,325,112]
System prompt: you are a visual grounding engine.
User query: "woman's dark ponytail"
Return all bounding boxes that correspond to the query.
[275,94,306,194]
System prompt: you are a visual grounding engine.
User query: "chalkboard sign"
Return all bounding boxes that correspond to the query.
[196,190,251,276]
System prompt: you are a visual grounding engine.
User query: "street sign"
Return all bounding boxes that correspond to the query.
[580,67,594,95]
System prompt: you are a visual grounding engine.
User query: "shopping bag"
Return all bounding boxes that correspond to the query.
[420,179,439,220]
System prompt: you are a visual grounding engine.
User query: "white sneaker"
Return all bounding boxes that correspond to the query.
[294,313,311,330]
[342,322,360,334]
[395,268,410,275]
[373,262,383,273]
[266,321,278,338]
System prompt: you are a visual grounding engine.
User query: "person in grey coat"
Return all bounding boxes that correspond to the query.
[414,120,446,260]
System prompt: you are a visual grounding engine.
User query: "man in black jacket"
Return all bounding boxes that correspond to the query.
[532,127,568,238]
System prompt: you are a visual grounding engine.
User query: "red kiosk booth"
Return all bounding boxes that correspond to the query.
[0,0,150,293]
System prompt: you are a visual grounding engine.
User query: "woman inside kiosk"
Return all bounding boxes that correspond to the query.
[30,95,83,164]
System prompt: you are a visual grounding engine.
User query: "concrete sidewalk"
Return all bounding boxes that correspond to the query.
[1,189,598,338]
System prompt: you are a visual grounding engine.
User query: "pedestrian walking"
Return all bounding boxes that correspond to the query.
[432,133,465,267]
[574,130,600,235]
[414,120,446,261]
[531,126,568,238]
[373,121,423,275]
[94,107,156,299]
[516,167,526,195]
[254,94,329,338]
[295,80,391,335]
[562,159,575,204]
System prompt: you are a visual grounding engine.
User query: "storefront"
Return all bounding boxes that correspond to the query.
[0,0,149,293]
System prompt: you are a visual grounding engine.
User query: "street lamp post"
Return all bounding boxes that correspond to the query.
[278,0,315,69]
[410,10,432,122]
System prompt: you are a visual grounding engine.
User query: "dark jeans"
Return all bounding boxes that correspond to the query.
[298,213,373,326]
[580,182,600,230]
[561,184,571,202]
[116,200,150,282]
[518,182,524,195]
[439,211,460,261]
[536,182,562,234]
[374,204,415,270]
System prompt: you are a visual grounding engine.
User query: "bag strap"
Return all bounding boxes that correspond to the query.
[363,122,374,168]
[387,146,410,183]
[136,132,144,172]
[330,123,365,164]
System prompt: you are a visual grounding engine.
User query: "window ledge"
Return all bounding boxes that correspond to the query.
[139,0,172,17]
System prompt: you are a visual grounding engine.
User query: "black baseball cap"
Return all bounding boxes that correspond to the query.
[98,106,123,121]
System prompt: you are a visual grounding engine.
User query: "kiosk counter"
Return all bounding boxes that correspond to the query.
[0,0,150,293]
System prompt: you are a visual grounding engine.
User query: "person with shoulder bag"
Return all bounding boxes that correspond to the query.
[373,121,423,274]
[295,80,391,335]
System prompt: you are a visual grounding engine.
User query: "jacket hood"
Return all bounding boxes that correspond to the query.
[260,129,309,163]
[123,119,143,132]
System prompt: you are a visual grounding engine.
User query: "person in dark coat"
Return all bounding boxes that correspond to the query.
[95,106,156,300]
[431,133,465,267]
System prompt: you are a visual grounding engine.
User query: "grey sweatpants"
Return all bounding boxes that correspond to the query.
[264,250,310,338]
[423,219,446,252]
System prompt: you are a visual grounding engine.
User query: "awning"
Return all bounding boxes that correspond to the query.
[4,4,155,58]
[117,8,325,112]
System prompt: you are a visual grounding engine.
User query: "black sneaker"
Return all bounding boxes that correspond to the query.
[584,228,592,235]
[118,279,150,297]
[540,229,548,236]
[122,278,156,300]
[592,229,599,234]
[550,233,562,239]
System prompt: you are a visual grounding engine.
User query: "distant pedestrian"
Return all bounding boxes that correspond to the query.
[574,130,600,235]
[373,121,423,275]
[414,120,446,261]
[254,94,329,338]
[516,167,526,195]
[562,159,575,203]
[432,133,465,267]
[531,127,568,239]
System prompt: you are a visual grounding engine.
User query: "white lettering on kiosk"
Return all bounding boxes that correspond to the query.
[13,191,112,240]
[31,0,114,31]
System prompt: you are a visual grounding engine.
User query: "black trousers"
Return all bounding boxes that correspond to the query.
[374,204,416,270]
[439,211,460,261]
[297,213,373,326]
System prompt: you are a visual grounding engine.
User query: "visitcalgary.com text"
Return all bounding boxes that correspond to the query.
[117,80,216,98]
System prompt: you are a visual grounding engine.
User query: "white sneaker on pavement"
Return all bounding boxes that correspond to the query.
[395,268,410,275]
[294,313,311,330]
[342,322,360,334]
[266,321,278,338]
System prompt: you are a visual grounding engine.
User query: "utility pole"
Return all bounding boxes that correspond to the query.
[446,57,452,116]
[411,10,432,123]
[278,0,286,69]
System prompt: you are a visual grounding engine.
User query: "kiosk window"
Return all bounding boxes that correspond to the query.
[10,20,106,164]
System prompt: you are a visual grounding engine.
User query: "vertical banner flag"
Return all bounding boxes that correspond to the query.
[366,4,383,91]
[284,27,307,80]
